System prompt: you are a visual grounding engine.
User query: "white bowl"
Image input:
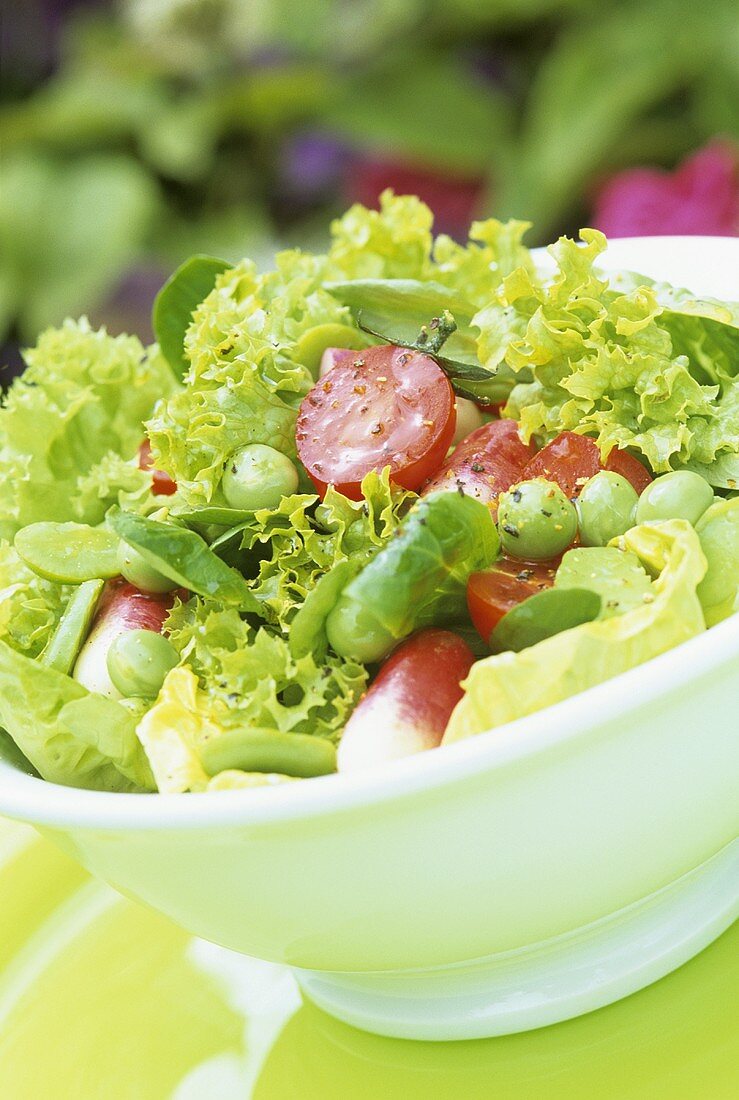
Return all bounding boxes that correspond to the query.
[1,237,737,1041]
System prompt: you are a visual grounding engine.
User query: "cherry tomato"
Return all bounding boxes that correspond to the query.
[296,345,456,500]
[523,431,651,498]
[467,557,559,646]
[422,419,535,511]
[604,448,653,495]
[337,629,475,772]
[138,439,177,496]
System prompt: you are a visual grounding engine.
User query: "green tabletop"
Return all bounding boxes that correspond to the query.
[0,819,736,1099]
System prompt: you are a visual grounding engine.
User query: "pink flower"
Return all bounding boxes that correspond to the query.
[592,142,739,237]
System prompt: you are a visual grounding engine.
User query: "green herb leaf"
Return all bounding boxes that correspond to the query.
[152,254,230,378]
[490,586,602,653]
[108,509,261,614]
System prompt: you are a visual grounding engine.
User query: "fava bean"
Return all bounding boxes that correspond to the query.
[498,479,578,561]
[42,579,104,674]
[200,727,336,778]
[635,470,713,526]
[222,444,299,511]
[15,522,119,583]
[106,629,179,698]
[118,540,177,594]
[576,471,638,546]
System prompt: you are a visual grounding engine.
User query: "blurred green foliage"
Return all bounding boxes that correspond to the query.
[0,0,736,346]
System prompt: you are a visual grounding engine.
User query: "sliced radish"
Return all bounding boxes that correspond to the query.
[337,629,475,772]
[319,347,358,379]
[73,579,176,699]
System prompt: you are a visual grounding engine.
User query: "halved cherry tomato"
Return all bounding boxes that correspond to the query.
[522,431,652,498]
[337,628,475,772]
[467,557,559,646]
[138,439,177,496]
[422,419,535,511]
[296,344,456,500]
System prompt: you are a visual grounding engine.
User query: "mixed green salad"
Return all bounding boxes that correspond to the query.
[0,193,737,793]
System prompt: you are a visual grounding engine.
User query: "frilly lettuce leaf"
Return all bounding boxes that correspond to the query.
[445,520,707,742]
[240,468,414,639]
[0,319,176,536]
[0,640,154,791]
[143,614,367,791]
[146,256,345,509]
[473,229,738,476]
[0,540,67,657]
[148,193,537,504]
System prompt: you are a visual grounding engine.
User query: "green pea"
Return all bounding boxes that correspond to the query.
[576,471,639,547]
[222,444,299,512]
[498,479,578,561]
[118,540,177,594]
[106,629,179,698]
[635,470,714,526]
[326,594,396,663]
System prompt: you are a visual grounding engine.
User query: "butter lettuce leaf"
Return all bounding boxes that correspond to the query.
[445,520,707,742]
[0,320,176,536]
[0,640,154,790]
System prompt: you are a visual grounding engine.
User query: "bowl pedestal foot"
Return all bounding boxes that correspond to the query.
[294,840,739,1041]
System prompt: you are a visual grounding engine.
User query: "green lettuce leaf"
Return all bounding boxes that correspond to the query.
[327,490,499,661]
[445,520,707,742]
[0,540,68,657]
[473,229,738,476]
[143,607,368,791]
[0,640,154,790]
[0,319,176,536]
[148,194,536,506]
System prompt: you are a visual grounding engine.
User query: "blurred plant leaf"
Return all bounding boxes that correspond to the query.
[152,255,231,377]
[494,0,736,237]
[323,52,513,174]
[0,153,159,341]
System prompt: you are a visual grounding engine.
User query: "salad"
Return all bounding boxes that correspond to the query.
[0,193,737,794]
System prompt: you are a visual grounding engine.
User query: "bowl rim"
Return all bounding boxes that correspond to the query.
[1,235,738,831]
[2,603,736,833]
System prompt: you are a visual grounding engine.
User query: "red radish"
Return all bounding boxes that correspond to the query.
[337,629,475,772]
[319,347,357,378]
[422,419,535,511]
[73,579,177,698]
[451,398,485,445]
[138,439,177,496]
